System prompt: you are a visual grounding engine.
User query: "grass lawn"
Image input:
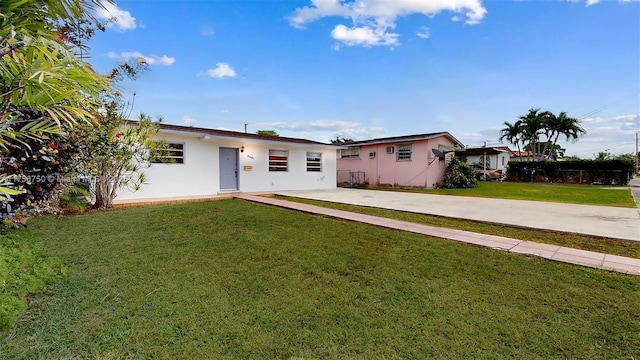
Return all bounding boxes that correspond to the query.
[1,200,638,359]
[279,196,640,259]
[369,181,637,208]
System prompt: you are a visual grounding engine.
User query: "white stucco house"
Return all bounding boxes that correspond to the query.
[114,123,340,204]
[460,146,514,173]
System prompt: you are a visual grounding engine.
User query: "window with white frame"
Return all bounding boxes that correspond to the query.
[386,146,394,154]
[269,150,288,171]
[340,147,360,158]
[306,152,322,172]
[152,143,184,164]
[396,143,412,161]
[369,151,376,158]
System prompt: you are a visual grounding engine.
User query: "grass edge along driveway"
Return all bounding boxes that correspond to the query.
[1,200,639,359]
[369,181,637,208]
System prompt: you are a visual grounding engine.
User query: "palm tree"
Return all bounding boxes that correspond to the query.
[555,111,586,146]
[499,121,523,161]
[0,0,110,199]
[539,111,586,159]
[516,108,546,161]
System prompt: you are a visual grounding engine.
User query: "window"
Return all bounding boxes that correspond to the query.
[306,152,322,172]
[396,143,412,161]
[269,150,288,171]
[386,146,394,154]
[152,143,184,164]
[369,151,376,158]
[501,156,505,166]
[340,148,360,158]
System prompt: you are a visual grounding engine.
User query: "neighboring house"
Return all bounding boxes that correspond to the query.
[510,150,548,162]
[115,123,340,203]
[460,146,514,173]
[336,132,465,189]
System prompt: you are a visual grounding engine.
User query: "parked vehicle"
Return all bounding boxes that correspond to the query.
[475,168,504,180]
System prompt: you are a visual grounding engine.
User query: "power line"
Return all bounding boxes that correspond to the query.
[576,91,639,120]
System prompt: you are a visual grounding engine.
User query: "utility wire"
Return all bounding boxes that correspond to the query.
[576,91,639,120]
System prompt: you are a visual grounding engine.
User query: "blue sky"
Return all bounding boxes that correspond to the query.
[88,0,639,158]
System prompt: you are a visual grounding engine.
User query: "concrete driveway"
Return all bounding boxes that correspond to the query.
[275,188,640,242]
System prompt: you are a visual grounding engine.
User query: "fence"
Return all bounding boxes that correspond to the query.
[337,170,366,188]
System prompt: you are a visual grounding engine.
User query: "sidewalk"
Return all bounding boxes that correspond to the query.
[234,193,640,275]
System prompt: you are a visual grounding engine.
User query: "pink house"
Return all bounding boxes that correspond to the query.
[336,132,465,189]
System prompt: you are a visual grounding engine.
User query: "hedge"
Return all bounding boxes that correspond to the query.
[506,160,634,185]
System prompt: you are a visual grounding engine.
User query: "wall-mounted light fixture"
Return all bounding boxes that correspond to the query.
[240,145,245,153]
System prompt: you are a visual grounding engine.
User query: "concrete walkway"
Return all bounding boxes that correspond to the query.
[274,188,640,242]
[630,177,640,210]
[234,194,639,275]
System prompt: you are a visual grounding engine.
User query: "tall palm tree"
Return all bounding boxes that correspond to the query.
[555,111,586,147]
[540,111,559,159]
[499,121,523,161]
[516,108,546,161]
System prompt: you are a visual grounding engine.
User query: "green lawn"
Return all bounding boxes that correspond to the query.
[370,181,637,208]
[1,200,638,359]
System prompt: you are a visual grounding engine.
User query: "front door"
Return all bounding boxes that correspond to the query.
[219,147,238,191]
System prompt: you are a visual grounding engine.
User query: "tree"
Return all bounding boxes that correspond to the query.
[595,151,612,161]
[442,157,478,189]
[78,112,164,209]
[524,141,566,159]
[256,130,279,136]
[541,111,585,158]
[498,121,523,161]
[0,0,111,221]
[516,108,547,161]
[330,136,354,144]
[502,109,586,162]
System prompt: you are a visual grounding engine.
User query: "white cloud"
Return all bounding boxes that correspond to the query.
[416,26,431,39]
[107,51,176,66]
[201,26,215,36]
[289,0,486,47]
[183,115,197,125]
[256,119,387,141]
[581,0,638,5]
[96,1,137,31]
[331,24,399,47]
[204,63,237,79]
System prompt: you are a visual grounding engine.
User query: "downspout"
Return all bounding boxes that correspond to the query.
[425,139,429,188]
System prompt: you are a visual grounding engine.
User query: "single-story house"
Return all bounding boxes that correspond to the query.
[459,146,514,173]
[115,123,340,203]
[510,150,549,162]
[336,132,465,189]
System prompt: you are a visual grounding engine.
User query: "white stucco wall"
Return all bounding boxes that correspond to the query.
[115,130,337,202]
[465,153,510,172]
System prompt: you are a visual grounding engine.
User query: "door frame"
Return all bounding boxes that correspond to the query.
[219,147,239,191]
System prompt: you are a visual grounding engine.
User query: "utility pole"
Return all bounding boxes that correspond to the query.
[244,122,248,134]
[482,141,487,181]
[636,131,640,175]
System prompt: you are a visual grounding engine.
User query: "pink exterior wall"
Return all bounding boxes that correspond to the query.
[337,138,456,189]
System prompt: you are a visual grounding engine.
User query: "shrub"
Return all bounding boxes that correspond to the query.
[443,157,478,189]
